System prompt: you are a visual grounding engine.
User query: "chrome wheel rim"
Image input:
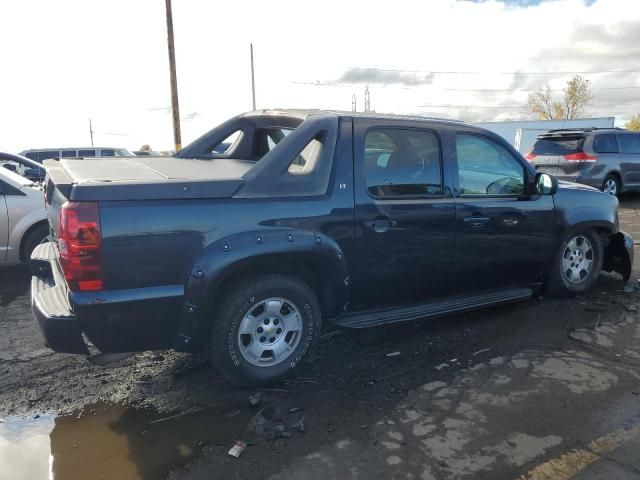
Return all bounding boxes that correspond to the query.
[603,178,617,195]
[237,297,303,367]
[561,235,594,284]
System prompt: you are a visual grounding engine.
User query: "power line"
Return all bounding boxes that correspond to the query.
[358,67,640,75]
[417,101,640,109]
[526,53,640,59]
[294,80,640,90]
[444,86,640,92]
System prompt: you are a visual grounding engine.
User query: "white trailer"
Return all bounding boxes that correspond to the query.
[476,117,615,153]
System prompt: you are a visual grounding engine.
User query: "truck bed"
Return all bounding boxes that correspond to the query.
[44,156,253,201]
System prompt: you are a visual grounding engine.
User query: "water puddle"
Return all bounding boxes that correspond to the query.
[0,403,252,480]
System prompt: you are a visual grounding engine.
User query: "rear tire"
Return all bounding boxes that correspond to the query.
[209,274,321,387]
[22,223,49,265]
[602,174,620,197]
[547,229,603,296]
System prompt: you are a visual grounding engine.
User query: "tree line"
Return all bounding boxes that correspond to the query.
[525,75,639,131]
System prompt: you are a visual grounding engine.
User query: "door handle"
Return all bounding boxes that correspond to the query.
[364,217,395,233]
[464,216,490,228]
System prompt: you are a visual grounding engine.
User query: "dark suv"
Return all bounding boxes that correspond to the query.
[526,128,640,196]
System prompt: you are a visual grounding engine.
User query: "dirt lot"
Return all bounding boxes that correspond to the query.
[2,196,640,480]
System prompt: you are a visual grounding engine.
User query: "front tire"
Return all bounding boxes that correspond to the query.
[547,229,603,296]
[602,174,620,197]
[209,274,321,386]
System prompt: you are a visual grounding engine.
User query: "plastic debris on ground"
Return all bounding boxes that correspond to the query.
[228,440,247,458]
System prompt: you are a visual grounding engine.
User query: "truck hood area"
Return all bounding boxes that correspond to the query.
[44,156,254,201]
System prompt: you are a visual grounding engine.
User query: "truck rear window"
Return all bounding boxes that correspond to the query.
[532,136,584,156]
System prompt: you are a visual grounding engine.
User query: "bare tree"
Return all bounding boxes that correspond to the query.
[527,75,593,120]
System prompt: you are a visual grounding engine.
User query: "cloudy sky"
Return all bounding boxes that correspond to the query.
[2,0,639,152]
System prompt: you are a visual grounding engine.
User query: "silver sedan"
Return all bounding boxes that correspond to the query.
[0,154,48,265]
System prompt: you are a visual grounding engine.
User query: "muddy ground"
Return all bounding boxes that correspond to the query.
[2,196,640,480]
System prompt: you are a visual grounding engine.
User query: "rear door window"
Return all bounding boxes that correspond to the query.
[78,149,96,157]
[619,134,640,154]
[532,136,584,155]
[364,128,442,197]
[593,134,618,154]
[61,150,77,157]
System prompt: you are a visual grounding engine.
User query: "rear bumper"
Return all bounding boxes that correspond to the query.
[30,242,184,354]
[30,242,89,354]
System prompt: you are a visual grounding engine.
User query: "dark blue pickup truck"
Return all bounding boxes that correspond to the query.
[31,110,633,386]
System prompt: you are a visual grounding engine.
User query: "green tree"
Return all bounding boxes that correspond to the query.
[527,75,593,120]
[625,114,640,131]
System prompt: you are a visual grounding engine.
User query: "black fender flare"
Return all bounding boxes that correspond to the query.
[174,229,349,351]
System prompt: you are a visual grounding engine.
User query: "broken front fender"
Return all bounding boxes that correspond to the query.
[603,230,634,281]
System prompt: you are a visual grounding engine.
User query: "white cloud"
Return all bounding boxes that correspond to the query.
[1,0,639,152]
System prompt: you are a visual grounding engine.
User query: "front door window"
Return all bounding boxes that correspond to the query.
[456,134,525,196]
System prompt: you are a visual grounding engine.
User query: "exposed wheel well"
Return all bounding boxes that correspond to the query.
[19,220,49,262]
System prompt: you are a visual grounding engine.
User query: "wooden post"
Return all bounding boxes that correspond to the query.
[250,43,256,110]
[165,0,182,152]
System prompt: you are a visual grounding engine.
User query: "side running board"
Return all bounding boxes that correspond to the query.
[333,288,533,329]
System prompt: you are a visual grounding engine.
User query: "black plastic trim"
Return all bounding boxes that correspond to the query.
[333,287,535,328]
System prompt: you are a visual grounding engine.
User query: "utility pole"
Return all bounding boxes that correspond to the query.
[165,0,182,152]
[89,118,94,147]
[364,85,371,113]
[250,43,256,110]
[352,94,357,112]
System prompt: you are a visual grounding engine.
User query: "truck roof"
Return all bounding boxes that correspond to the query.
[241,109,467,127]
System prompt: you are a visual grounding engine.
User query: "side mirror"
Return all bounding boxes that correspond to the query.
[535,172,558,195]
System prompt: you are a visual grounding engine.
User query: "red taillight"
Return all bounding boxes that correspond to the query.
[564,152,597,162]
[58,201,102,292]
[524,152,536,161]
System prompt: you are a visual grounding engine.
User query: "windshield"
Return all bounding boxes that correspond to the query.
[0,164,36,186]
